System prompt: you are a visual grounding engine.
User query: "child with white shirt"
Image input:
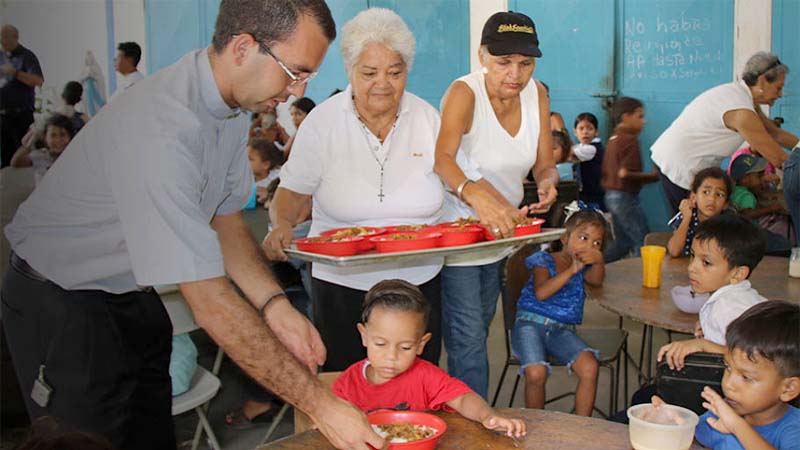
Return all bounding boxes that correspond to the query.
[247,138,284,205]
[658,214,768,371]
[572,112,605,210]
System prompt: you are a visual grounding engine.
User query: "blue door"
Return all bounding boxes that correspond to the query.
[772,0,800,137]
[515,0,733,230]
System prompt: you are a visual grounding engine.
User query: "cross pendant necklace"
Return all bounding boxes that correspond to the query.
[353,97,398,203]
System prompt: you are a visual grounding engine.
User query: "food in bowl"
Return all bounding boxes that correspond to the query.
[627,403,699,450]
[367,410,447,450]
[371,423,437,443]
[321,227,385,251]
[671,285,710,314]
[387,224,430,232]
[370,232,442,253]
[453,216,480,226]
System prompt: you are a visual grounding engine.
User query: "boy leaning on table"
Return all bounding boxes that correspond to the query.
[657,214,768,370]
[655,300,800,450]
[332,279,526,438]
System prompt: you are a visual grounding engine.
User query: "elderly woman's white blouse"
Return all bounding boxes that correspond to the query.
[279,85,444,290]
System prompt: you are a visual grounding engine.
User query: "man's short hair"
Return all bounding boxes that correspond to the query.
[361,280,430,326]
[726,300,800,378]
[212,0,336,53]
[694,214,766,275]
[117,42,142,67]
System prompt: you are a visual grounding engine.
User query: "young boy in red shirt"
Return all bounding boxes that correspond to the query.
[333,279,526,437]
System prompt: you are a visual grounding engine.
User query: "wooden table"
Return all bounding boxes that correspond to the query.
[586,256,800,381]
[257,408,704,450]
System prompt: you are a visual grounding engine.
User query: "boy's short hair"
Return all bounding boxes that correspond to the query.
[61,81,83,106]
[611,96,643,126]
[362,279,430,325]
[574,112,598,129]
[690,167,733,200]
[117,41,142,67]
[46,114,76,139]
[694,214,766,275]
[726,300,800,378]
[248,138,284,167]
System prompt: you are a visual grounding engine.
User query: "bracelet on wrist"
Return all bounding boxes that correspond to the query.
[456,178,474,202]
[259,291,286,316]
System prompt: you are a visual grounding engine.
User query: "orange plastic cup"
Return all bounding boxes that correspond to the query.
[641,245,667,288]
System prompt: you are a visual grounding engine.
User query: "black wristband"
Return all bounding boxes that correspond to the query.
[259,291,286,316]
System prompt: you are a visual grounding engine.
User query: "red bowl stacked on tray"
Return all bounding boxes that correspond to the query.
[432,223,485,247]
[293,236,364,256]
[483,217,546,241]
[320,226,386,251]
[370,231,442,253]
[367,410,447,450]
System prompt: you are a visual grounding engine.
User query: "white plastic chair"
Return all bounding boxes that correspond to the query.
[161,290,222,450]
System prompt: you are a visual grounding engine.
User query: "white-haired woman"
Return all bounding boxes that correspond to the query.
[264,8,445,371]
[434,11,559,398]
[652,52,798,221]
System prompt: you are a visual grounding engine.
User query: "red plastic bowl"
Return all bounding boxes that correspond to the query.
[435,225,484,247]
[384,224,433,234]
[321,226,386,252]
[367,410,447,450]
[482,218,546,241]
[370,232,442,254]
[293,236,363,256]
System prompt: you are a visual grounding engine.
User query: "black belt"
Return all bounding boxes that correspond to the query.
[10,251,49,282]
[0,107,31,115]
[9,252,154,293]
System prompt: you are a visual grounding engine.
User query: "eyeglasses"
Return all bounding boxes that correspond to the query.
[248,35,317,86]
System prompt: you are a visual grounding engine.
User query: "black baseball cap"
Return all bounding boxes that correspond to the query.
[730,154,768,181]
[481,11,541,57]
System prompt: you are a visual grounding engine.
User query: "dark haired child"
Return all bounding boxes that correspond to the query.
[333,279,526,438]
[658,214,767,371]
[57,81,89,132]
[10,114,74,184]
[695,300,800,449]
[247,138,284,204]
[553,130,577,182]
[572,112,605,210]
[667,167,733,257]
[601,97,659,262]
[511,210,610,415]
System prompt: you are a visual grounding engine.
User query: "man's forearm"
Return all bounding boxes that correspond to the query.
[15,71,43,88]
[180,278,326,413]
[212,211,283,309]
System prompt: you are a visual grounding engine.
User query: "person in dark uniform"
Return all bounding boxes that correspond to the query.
[0,24,43,168]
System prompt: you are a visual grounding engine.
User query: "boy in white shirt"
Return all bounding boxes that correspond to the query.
[658,214,767,370]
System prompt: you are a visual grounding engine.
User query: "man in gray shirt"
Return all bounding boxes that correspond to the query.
[2,1,384,449]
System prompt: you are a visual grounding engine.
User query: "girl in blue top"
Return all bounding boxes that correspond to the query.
[511,210,610,415]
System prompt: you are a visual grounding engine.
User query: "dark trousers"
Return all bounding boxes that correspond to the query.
[1,257,176,450]
[656,165,690,216]
[1,110,34,167]
[312,275,442,372]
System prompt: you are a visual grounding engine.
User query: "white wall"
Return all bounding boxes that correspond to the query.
[112,0,148,80]
[733,0,772,80]
[1,0,109,106]
[468,0,507,72]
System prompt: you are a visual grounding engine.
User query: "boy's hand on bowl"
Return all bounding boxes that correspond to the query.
[481,414,526,438]
[701,386,742,435]
[657,339,705,370]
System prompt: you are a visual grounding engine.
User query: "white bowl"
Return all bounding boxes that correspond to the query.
[671,285,710,314]
[628,403,699,450]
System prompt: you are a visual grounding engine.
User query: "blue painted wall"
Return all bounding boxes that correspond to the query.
[143,0,468,108]
[515,0,733,230]
[772,0,800,137]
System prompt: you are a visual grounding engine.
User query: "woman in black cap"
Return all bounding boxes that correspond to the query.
[433,11,558,399]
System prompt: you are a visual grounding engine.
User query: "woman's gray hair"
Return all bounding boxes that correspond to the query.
[340,8,415,77]
[742,51,790,86]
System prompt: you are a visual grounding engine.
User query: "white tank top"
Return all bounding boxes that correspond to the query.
[441,70,540,265]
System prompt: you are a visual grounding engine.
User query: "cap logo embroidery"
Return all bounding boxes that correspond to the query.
[497,24,535,34]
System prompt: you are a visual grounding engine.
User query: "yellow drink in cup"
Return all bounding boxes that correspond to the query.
[641,245,667,288]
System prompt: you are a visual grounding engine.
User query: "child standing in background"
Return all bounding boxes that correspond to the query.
[511,210,610,415]
[552,130,576,182]
[601,97,659,262]
[247,138,284,205]
[572,112,605,210]
[667,167,733,257]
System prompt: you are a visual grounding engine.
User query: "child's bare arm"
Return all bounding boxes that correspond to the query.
[701,387,777,450]
[532,264,579,301]
[576,249,604,287]
[668,200,694,257]
[739,205,784,220]
[657,338,726,370]
[446,393,526,437]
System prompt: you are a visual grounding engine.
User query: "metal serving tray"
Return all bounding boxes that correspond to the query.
[283,228,565,267]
